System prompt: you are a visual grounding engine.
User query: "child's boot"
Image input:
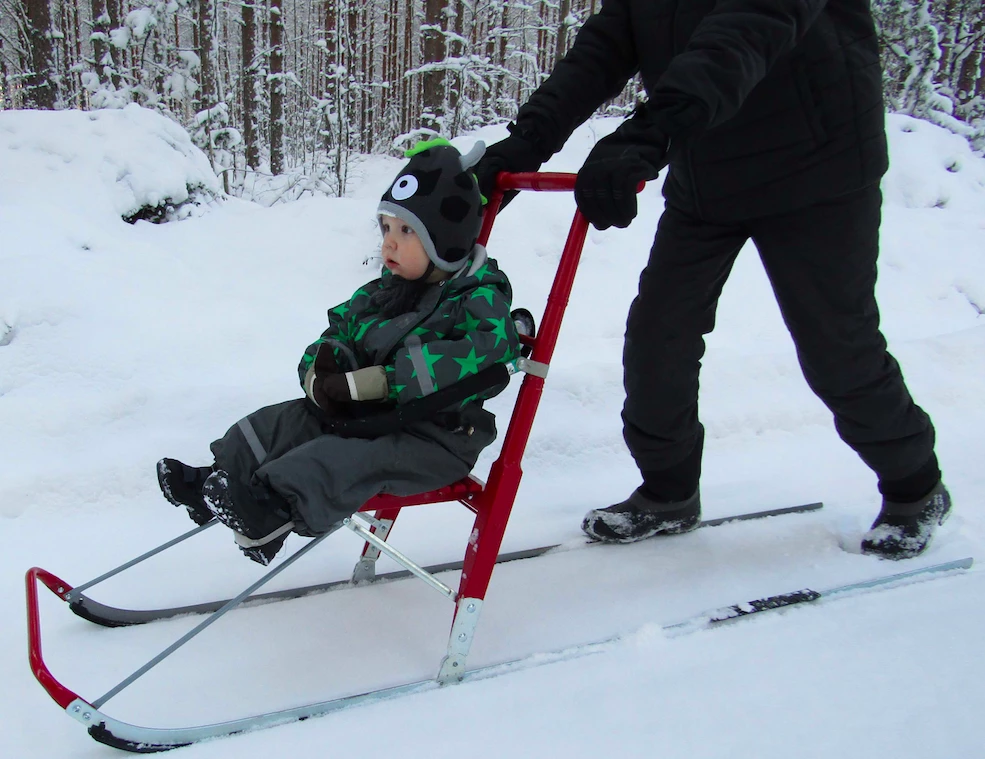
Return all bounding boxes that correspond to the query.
[861,481,951,560]
[156,458,214,526]
[202,470,294,565]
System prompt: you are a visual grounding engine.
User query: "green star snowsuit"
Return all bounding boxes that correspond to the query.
[299,248,518,406]
[209,247,520,535]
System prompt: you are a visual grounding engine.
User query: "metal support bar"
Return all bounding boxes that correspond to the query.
[65,521,216,602]
[352,512,391,534]
[343,518,457,601]
[91,529,336,709]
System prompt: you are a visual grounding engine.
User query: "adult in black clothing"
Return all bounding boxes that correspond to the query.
[474,0,951,559]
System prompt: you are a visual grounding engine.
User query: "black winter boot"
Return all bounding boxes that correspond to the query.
[156,458,214,526]
[861,481,951,560]
[202,470,294,565]
[582,489,701,543]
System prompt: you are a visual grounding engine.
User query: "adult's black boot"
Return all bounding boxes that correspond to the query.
[582,489,701,543]
[156,458,214,526]
[861,481,951,560]
[202,470,294,565]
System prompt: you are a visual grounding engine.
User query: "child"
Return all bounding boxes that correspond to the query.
[157,139,520,564]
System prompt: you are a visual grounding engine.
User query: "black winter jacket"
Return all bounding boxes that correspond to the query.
[514,0,889,222]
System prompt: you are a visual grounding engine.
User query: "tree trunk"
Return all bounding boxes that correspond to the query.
[404,0,415,135]
[90,0,107,84]
[60,0,81,107]
[322,0,338,152]
[446,0,464,136]
[954,4,985,101]
[269,0,285,175]
[0,33,9,108]
[346,0,361,149]
[106,0,123,89]
[361,3,372,150]
[22,0,58,108]
[554,0,572,67]
[242,1,259,169]
[386,0,399,135]
[421,0,445,131]
[198,0,214,111]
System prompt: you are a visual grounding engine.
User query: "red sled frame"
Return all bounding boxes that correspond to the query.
[26,172,616,751]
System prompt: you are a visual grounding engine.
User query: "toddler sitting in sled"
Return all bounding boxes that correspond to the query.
[157,139,520,564]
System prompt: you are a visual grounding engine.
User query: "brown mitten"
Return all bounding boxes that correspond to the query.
[321,366,389,402]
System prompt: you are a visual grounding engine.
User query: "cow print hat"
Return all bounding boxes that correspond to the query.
[378,138,486,273]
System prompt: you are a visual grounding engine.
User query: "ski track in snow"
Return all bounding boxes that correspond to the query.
[1,109,984,757]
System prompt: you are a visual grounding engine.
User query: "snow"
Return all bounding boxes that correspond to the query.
[2,107,984,757]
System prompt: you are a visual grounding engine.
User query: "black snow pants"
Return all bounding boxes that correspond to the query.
[210,399,496,535]
[622,184,936,501]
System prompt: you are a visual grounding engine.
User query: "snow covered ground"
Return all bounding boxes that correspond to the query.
[2,107,984,757]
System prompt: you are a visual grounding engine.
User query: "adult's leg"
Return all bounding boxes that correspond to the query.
[749,185,938,495]
[622,205,748,501]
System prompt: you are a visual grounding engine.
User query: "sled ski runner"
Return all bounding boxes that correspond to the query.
[28,555,972,753]
[60,501,824,628]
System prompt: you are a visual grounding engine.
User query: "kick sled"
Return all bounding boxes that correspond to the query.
[25,172,619,752]
[25,173,975,753]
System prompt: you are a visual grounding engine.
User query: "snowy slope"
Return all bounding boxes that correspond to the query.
[2,108,984,758]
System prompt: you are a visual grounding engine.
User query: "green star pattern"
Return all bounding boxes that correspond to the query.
[453,347,486,379]
[409,344,444,380]
[486,316,510,349]
[353,318,378,343]
[470,286,496,307]
[455,311,482,334]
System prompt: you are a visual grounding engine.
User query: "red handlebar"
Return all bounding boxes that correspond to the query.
[495,172,576,192]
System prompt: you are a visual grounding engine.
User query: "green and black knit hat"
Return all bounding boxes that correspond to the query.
[378,138,486,273]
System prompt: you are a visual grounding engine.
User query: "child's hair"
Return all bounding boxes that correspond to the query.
[378,138,486,273]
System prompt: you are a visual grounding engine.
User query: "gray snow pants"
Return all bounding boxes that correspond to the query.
[210,399,496,535]
[623,184,936,497]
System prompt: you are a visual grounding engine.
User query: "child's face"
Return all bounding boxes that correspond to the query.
[380,216,431,280]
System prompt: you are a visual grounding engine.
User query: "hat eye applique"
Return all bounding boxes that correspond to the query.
[391,174,419,201]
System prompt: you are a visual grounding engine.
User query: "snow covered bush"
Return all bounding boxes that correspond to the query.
[0,104,221,225]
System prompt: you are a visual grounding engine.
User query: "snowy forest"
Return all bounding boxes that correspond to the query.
[1,0,984,200]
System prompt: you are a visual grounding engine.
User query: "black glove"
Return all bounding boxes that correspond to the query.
[574,124,667,230]
[473,124,549,209]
